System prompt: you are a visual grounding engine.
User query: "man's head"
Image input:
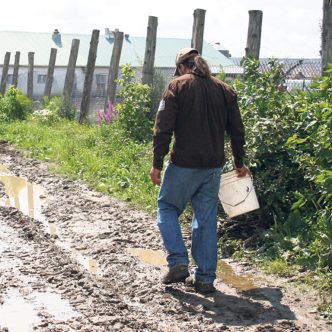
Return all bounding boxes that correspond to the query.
[174,48,199,76]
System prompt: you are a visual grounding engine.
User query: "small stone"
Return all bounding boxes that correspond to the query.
[113,323,123,330]
[308,309,318,314]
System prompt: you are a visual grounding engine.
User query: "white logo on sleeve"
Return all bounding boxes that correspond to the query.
[158,99,165,111]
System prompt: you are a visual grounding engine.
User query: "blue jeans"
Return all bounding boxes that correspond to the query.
[157,163,222,283]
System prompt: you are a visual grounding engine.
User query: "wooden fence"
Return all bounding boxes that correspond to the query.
[0,2,331,122]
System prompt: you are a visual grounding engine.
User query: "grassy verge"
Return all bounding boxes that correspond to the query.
[0,118,159,214]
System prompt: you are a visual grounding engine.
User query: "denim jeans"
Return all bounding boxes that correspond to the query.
[157,163,222,283]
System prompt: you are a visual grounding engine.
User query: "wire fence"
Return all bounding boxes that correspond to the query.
[231,57,321,91]
[1,57,322,114]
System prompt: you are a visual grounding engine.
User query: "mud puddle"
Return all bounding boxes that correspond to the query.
[127,248,257,292]
[0,163,46,223]
[0,287,81,332]
[0,164,98,275]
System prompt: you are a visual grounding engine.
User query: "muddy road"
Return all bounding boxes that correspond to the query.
[0,141,330,332]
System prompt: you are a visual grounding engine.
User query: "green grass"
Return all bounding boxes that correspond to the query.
[261,257,298,276]
[0,118,159,214]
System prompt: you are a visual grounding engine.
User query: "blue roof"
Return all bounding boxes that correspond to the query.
[0,30,235,69]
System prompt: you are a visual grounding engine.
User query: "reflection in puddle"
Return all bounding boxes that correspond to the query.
[0,164,56,235]
[0,165,98,275]
[128,248,257,291]
[0,165,45,221]
[0,288,39,332]
[0,288,80,331]
[32,289,81,320]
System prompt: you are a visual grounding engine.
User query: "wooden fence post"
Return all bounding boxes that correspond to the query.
[245,10,263,59]
[44,48,57,99]
[0,52,11,95]
[191,9,206,54]
[63,39,80,106]
[79,29,100,123]
[322,0,332,74]
[105,30,124,110]
[27,52,34,99]
[142,16,158,86]
[13,52,20,87]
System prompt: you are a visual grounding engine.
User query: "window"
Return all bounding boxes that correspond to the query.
[95,74,107,97]
[37,75,47,84]
[96,74,107,84]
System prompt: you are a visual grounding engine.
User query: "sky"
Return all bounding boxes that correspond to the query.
[0,0,323,59]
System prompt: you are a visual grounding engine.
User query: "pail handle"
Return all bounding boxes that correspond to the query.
[220,175,254,207]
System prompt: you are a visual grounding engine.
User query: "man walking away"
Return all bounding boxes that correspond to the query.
[150,48,250,294]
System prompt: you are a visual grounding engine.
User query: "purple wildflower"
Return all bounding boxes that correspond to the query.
[96,100,117,123]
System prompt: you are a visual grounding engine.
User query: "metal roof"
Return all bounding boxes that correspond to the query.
[0,30,236,69]
[232,57,321,78]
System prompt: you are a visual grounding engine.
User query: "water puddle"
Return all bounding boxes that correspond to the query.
[127,248,257,291]
[0,288,80,331]
[32,289,81,320]
[217,260,256,291]
[0,164,45,221]
[0,164,10,173]
[127,248,167,266]
[0,163,59,236]
[0,288,40,332]
[0,164,98,274]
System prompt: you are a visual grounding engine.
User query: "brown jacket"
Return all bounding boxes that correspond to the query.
[153,73,245,170]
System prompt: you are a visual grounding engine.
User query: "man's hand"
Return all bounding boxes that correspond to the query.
[235,165,251,177]
[150,167,161,186]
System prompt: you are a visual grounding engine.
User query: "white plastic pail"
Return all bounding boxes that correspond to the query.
[218,170,260,218]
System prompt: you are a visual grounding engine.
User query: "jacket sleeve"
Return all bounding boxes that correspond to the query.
[223,85,246,168]
[152,82,179,170]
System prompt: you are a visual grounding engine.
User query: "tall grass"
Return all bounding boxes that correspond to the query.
[0,118,159,213]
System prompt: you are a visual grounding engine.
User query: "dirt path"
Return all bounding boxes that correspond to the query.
[0,141,330,332]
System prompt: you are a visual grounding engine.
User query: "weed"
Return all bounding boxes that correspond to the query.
[262,257,297,276]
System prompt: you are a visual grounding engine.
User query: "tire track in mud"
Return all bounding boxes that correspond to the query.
[0,141,330,332]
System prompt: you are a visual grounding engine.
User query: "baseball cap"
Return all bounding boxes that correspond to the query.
[174,47,199,76]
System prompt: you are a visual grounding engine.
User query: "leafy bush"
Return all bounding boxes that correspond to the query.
[0,86,32,121]
[38,96,76,124]
[115,64,152,142]
[60,97,77,121]
[233,58,332,268]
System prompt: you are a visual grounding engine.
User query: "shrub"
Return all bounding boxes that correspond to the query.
[0,86,32,121]
[115,64,152,142]
[39,96,76,124]
[232,58,332,268]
